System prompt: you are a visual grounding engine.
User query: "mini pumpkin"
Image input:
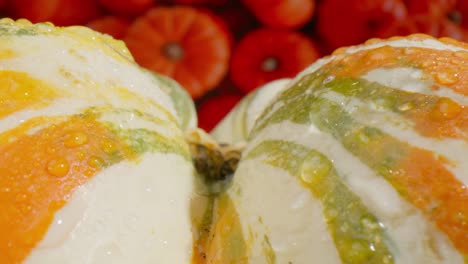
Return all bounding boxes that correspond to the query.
[230,28,320,93]
[124,6,231,99]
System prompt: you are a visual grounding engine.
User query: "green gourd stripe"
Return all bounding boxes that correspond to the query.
[214,193,248,263]
[250,72,325,138]
[320,76,447,120]
[241,92,256,139]
[150,72,196,131]
[84,107,190,161]
[109,126,190,159]
[245,140,395,264]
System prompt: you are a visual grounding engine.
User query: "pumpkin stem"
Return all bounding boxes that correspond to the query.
[261,57,279,72]
[185,128,243,195]
[163,42,184,61]
[447,10,462,25]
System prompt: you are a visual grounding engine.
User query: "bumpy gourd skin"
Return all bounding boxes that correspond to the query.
[0,18,200,264]
[209,34,468,263]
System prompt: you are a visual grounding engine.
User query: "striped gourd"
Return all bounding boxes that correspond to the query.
[0,18,200,263]
[206,34,468,263]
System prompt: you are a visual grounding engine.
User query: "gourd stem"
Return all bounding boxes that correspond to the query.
[185,129,243,195]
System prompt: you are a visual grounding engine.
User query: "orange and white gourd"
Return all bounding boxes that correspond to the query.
[0,18,198,263]
[207,35,468,263]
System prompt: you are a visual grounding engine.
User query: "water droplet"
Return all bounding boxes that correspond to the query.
[454,50,468,59]
[102,140,116,154]
[46,147,57,154]
[450,58,462,65]
[431,98,462,120]
[88,156,104,168]
[84,169,95,176]
[456,185,467,194]
[15,193,28,202]
[397,101,414,112]
[300,154,331,185]
[360,215,379,230]
[382,255,393,264]
[323,75,335,84]
[76,151,85,160]
[372,97,393,111]
[357,131,370,144]
[421,59,437,68]
[435,71,458,85]
[64,131,88,147]
[47,158,70,177]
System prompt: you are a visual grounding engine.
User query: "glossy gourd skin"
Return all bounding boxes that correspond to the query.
[0,18,199,263]
[209,34,468,263]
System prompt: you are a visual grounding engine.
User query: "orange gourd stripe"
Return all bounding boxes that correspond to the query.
[203,194,247,264]
[0,71,60,119]
[393,148,468,255]
[338,116,468,255]
[403,98,466,139]
[0,114,134,263]
[325,45,468,96]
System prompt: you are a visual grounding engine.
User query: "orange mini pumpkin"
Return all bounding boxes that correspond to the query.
[124,6,231,99]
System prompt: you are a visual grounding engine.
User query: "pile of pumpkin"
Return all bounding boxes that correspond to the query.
[0,3,467,263]
[1,0,467,131]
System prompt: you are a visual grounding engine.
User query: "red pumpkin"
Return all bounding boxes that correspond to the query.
[9,0,100,26]
[316,0,407,53]
[404,0,468,30]
[86,16,131,39]
[230,28,320,93]
[242,0,315,29]
[217,5,258,40]
[456,0,468,29]
[377,15,468,42]
[124,6,231,99]
[197,93,243,132]
[171,0,232,5]
[97,0,155,16]
[404,0,457,18]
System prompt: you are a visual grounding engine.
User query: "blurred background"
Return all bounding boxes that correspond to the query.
[1,0,467,131]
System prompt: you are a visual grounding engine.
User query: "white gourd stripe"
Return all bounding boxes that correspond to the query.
[0,35,177,122]
[0,98,90,133]
[362,68,468,105]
